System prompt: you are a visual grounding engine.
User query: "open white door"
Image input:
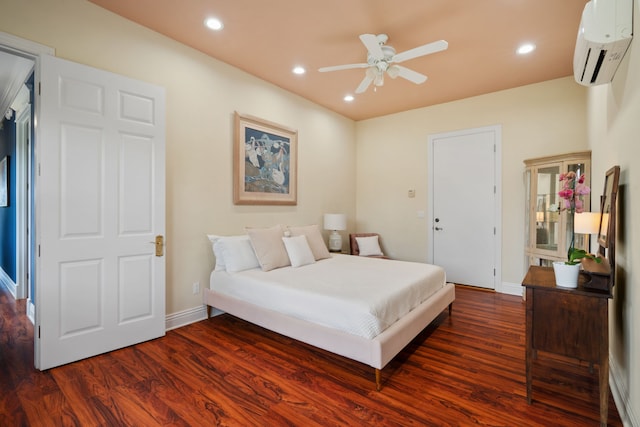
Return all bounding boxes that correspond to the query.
[36,54,166,370]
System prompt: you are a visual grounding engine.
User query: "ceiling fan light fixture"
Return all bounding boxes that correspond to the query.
[319,33,448,94]
[374,72,384,87]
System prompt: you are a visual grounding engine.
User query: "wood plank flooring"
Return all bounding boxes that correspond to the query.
[1,283,622,426]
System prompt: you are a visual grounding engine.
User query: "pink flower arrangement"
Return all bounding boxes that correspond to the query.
[557,171,600,265]
[558,171,590,213]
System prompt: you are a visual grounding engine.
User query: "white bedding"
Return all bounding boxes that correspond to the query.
[209,254,446,339]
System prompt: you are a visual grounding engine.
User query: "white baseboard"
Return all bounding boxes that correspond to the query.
[27,299,35,324]
[165,304,208,331]
[497,281,523,297]
[610,355,638,427]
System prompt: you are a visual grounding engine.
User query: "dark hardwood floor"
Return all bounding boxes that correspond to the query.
[1,283,622,426]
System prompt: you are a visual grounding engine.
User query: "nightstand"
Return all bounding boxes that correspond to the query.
[522,265,611,427]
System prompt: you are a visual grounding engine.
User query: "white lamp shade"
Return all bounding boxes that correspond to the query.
[574,212,600,234]
[324,213,346,231]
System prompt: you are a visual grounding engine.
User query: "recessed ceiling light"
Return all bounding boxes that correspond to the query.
[205,17,224,31]
[517,43,536,55]
[292,66,306,75]
[344,95,354,102]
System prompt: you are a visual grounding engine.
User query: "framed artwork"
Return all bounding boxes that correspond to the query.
[233,112,297,205]
[597,165,620,248]
[0,156,8,207]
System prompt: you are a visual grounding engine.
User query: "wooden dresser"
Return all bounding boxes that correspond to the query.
[522,264,612,427]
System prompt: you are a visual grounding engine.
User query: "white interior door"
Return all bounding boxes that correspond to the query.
[36,54,166,370]
[429,126,500,289]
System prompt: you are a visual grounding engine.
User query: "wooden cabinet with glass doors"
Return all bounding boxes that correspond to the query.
[524,151,591,267]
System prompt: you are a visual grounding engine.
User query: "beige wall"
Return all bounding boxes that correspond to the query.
[585,0,639,423]
[0,0,356,315]
[355,77,588,286]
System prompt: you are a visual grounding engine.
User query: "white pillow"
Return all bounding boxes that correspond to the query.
[221,238,260,272]
[287,224,331,260]
[207,234,228,271]
[356,235,384,257]
[246,225,291,271]
[282,235,316,268]
[207,234,260,272]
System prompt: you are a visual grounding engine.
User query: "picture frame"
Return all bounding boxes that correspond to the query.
[233,112,298,205]
[597,165,620,249]
[0,156,8,207]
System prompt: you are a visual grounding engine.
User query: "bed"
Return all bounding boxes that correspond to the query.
[204,226,455,390]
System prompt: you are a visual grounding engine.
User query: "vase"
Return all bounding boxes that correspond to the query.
[552,262,581,288]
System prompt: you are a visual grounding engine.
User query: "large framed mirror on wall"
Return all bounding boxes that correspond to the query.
[581,165,619,292]
[598,166,620,251]
[591,165,620,292]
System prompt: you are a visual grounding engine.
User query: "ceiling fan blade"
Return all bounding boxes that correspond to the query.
[355,75,374,93]
[392,40,448,63]
[359,34,384,60]
[318,63,369,72]
[394,65,428,84]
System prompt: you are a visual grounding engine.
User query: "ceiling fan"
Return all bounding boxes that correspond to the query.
[319,34,448,94]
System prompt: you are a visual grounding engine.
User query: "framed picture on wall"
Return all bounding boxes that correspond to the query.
[233,112,298,205]
[0,156,8,207]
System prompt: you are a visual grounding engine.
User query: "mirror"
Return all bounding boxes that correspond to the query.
[597,166,620,250]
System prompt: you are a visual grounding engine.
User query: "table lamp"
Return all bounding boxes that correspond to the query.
[574,212,600,235]
[574,211,600,253]
[323,213,346,252]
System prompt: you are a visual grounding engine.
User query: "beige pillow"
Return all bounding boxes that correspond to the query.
[288,224,331,260]
[246,225,291,271]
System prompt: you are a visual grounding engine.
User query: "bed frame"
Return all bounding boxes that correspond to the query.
[204,282,455,390]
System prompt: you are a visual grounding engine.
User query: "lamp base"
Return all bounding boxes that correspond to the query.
[328,231,342,252]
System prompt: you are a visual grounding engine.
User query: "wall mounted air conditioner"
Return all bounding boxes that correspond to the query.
[573,0,633,86]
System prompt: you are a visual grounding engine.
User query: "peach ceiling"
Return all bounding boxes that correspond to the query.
[88,0,588,121]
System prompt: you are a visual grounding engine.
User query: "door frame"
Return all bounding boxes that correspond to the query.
[0,32,54,365]
[427,125,502,290]
[0,31,55,318]
[15,96,32,301]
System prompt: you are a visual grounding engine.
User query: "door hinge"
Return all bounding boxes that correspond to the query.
[38,244,40,257]
[493,268,496,276]
[494,227,496,235]
[38,82,41,96]
[38,326,41,338]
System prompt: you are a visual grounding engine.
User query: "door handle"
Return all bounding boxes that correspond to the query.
[149,235,164,256]
[435,227,443,231]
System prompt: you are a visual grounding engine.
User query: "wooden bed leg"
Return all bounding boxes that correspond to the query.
[448,303,453,316]
[375,369,382,391]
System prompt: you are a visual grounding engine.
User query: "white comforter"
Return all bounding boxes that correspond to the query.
[209,254,446,339]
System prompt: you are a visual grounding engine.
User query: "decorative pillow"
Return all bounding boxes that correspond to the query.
[246,225,291,271]
[207,234,228,271]
[282,235,316,268]
[287,224,331,260]
[207,234,260,272]
[355,235,384,257]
